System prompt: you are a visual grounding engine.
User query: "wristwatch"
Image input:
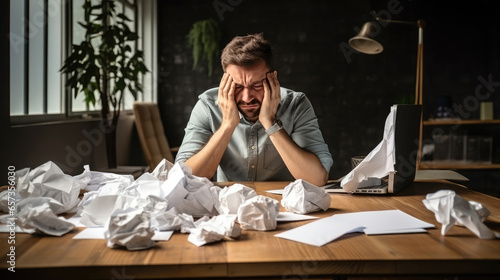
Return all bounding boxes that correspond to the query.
[265,119,283,136]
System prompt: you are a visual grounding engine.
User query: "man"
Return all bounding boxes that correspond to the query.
[175,33,333,186]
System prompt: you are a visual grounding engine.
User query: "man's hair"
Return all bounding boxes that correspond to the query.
[221,33,274,71]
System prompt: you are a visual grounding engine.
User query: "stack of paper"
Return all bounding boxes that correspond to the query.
[275,210,434,247]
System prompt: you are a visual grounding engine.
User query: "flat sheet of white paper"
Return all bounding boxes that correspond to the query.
[73,227,174,241]
[275,216,363,246]
[65,215,86,227]
[152,230,174,241]
[265,189,284,195]
[276,212,318,222]
[333,210,434,234]
[275,209,434,246]
[73,227,105,239]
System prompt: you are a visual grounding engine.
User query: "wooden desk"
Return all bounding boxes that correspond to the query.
[1,180,500,279]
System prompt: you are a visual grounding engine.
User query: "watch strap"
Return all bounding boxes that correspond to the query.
[265,119,283,136]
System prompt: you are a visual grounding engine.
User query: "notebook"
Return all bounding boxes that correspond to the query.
[325,104,422,194]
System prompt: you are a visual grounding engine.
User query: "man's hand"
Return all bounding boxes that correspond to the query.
[217,73,240,129]
[185,73,239,179]
[260,71,281,129]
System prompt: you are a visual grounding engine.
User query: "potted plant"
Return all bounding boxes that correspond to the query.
[186,19,221,76]
[61,0,148,168]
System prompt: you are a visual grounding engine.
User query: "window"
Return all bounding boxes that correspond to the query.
[9,0,157,123]
[10,0,63,117]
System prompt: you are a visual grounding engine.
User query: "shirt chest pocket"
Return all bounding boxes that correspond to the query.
[263,144,285,172]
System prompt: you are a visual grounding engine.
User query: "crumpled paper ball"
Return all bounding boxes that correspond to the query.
[237,195,280,231]
[460,201,490,225]
[16,197,75,236]
[161,162,221,217]
[15,161,82,213]
[104,208,155,250]
[0,188,21,213]
[422,189,497,239]
[218,184,257,215]
[281,179,331,214]
[174,184,221,217]
[151,207,201,232]
[187,214,241,247]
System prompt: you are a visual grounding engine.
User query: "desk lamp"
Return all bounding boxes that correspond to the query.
[348,18,425,168]
[348,18,425,105]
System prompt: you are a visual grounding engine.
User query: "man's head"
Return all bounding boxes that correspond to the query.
[221,34,275,122]
[221,33,274,72]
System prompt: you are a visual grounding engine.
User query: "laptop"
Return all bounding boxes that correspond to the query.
[325,104,422,194]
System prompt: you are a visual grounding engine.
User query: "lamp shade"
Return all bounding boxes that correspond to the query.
[348,21,383,54]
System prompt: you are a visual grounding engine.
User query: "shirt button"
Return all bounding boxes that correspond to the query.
[251,165,255,169]
[251,145,256,150]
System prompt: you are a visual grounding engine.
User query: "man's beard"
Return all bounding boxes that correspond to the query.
[238,100,261,122]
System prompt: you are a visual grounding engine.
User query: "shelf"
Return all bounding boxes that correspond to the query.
[423,119,500,126]
[420,161,500,170]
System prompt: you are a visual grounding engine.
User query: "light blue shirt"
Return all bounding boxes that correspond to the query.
[175,87,333,182]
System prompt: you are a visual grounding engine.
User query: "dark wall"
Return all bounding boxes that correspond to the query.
[157,0,500,193]
[4,1,497,194]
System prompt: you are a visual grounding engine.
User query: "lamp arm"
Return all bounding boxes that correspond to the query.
[375,17,417,26]
[375,18,425,27]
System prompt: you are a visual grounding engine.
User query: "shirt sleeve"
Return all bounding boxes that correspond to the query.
[175,99,215,163]
[287,92,334,173]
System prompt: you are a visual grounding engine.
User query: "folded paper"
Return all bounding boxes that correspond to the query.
[281,179,331,214]
[79,194,144,227]
[150,158,174,181]
[127,173,163,198]
[275,209,434,246]
[341,106,397,193]
[84,168,134,192]
[422,190,498,239]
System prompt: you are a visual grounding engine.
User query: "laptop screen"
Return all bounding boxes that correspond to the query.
[324,104,422,194]
[391,104,422,193]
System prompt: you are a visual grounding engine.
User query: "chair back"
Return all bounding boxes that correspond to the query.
[133,102,174,170]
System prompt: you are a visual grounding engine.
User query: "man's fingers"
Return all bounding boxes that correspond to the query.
[219,73,228,88]
[218,73,227,102]
[268,71,279,90]
[262,76,270,100]
[266,72,279,101]
[223,75,233,97]
[228,79,235,100]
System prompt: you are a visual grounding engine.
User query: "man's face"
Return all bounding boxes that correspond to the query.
[225,61,269,122]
